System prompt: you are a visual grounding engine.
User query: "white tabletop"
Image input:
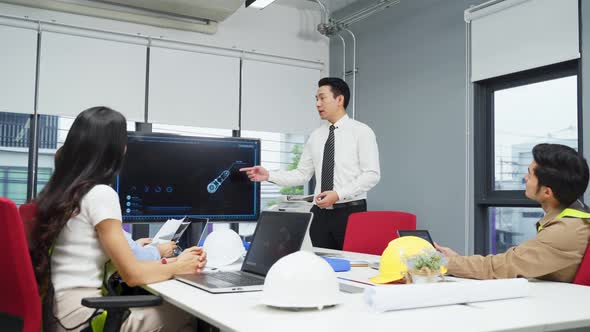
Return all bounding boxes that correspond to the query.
[146,250,590,332]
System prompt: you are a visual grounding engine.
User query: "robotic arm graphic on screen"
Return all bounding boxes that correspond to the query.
[207,161,246,194]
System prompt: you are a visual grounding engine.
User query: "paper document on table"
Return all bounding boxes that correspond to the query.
[315,252,344,258]
[150,217,185,245]
[286,194,315,202]
[315,252,370,266]
[364,278,530,312]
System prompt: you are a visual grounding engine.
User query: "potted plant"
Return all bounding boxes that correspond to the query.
[404,248,448,284]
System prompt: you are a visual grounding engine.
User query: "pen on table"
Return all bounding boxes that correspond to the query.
[349,262,369,267]
[337,277,375,287]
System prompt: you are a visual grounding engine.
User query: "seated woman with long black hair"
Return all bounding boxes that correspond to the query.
[29,106,206,331]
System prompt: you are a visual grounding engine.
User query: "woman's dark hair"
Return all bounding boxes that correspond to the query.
[29,106,127,330]
[318,77,351,109]
[532,143,589,207]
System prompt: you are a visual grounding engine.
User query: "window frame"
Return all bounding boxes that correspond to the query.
[473,59,582,254]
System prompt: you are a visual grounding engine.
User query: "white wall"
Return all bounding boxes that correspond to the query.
[330,0,483,254]
[0,2,329,65]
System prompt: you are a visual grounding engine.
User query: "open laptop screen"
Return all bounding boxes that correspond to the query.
[241,211,311,277]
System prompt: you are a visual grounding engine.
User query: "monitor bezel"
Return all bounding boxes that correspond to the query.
[117,131,261,223]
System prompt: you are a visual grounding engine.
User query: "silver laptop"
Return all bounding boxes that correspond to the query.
[175,211,313,294]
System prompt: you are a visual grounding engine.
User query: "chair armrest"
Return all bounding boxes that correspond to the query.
[81,295,163,309]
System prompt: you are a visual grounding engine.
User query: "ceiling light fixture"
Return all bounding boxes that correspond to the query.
[245,0,278,9]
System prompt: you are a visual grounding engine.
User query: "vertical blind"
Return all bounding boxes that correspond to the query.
[38,30,147,121]
[148,44,240,129]
[1,20,325,130]
[241,59,321,135]
[0,24,37,114]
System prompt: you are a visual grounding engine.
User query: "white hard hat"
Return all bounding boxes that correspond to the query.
[202,228,245,268]
[261,251,342,310]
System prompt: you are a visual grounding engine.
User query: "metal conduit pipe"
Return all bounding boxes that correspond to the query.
[337,33,346,80]
[339,0,400,26]
[306,0,400,119]
[343,28,356,119]
[340,2,383,24]
[313,0,328,24]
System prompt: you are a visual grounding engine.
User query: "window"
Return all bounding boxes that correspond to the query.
[474,60,580,254]
[0,112,32,204]
[488,207,543,254]
[0,112,46,148]
[493,76,578,190]
[34,115,136,196]
[241,130,307,210]
[522,211,544,219]
[152,123,232,138]
[0,166,53,205]
[0,166,26,205]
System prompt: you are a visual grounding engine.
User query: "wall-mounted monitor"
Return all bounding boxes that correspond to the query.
[117,132,260,222]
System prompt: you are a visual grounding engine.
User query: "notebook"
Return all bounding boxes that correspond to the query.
[175,211,313,293]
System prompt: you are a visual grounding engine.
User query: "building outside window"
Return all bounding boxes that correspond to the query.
[0,112,58,204]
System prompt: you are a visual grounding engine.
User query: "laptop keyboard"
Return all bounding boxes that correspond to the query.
[210,272,263,286]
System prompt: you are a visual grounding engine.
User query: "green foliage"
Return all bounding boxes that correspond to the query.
[405,249,448,271]
[265,199,279,208]
[281,143,304,195]
[280,186,304,195]
[287,144,303,170]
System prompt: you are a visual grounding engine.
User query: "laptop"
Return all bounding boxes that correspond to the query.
[175,211,313,294]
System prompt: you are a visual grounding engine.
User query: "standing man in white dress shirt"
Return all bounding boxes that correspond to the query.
[240,77,381,250]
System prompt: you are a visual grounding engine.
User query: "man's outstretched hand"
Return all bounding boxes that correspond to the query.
[434,242,459,257]
[240,166,269,182]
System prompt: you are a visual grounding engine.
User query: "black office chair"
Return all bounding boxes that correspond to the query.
[81,294,162,332]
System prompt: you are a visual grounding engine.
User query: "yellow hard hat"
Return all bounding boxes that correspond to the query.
[369,236,447,284]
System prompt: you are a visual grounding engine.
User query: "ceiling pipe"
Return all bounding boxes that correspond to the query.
[336,33,346,80]
[306,0,400,119]
[312,0,328,24]
[342,28,356,119]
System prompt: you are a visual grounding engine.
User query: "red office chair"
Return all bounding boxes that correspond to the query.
[343,211,417,255]
[19,202,37,245]
[573,243,590,286]
[0,197,41,332]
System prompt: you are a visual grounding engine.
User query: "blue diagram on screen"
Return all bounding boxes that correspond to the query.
[207,161,246,194]
[116,133,260,222]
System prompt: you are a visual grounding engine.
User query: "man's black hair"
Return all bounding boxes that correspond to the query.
[318,77,350,109]
[532,143,589,206]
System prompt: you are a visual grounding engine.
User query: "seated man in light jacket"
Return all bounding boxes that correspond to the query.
[436,143,590,282]
[123,230,177,261]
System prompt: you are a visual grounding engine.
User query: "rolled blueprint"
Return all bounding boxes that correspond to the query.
[364,278,529,312]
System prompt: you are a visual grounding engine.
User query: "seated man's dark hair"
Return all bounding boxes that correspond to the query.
[318,77,351,109]
[532,143,589,206]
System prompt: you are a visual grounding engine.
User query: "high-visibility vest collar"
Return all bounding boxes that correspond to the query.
[556,208,590,220]
[537,208,590,232]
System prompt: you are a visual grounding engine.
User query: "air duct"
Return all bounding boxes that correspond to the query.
[0,0,242,33]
